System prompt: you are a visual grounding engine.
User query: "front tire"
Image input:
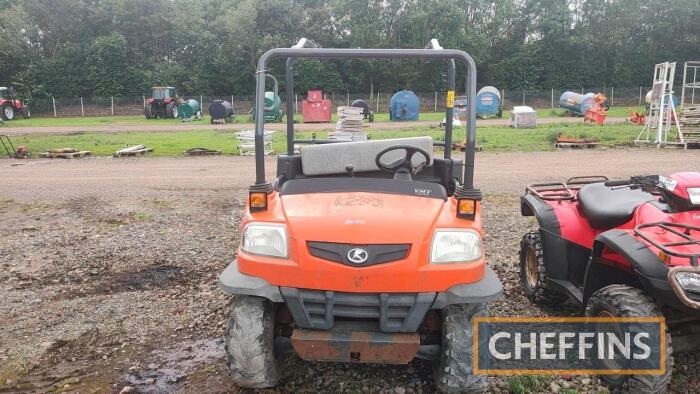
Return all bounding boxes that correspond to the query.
[586,285,673,393]
[22,106,31,119]
[433,303,488,393]
[519,229,565,304]
[225,295,280,388]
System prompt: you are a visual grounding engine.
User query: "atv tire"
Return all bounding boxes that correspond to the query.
[433,303,488,393]
[519,229,565,304]
[2,104,15,120]
[225,295,280,388]
[586,284,673,394]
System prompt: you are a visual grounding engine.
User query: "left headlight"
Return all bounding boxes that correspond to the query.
[430,229,482,264]
[241,223,288,258]
[687,188,700,205]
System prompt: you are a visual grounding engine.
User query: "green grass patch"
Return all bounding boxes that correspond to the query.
[12,122,641,157]
[507,375,547,393]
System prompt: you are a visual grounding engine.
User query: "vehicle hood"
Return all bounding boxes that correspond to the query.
[280,192,445,244]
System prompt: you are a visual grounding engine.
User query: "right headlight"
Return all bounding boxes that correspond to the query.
[686,187,700,205]
[241,223,288,258]
[676,271,700,293]
[430,229,482,264]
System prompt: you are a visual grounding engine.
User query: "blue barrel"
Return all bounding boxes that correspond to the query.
[559,91,595,115]
[476,86,502,117]
[390,90,419,121]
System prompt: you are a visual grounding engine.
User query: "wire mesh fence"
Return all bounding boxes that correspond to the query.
[26,87,650,118]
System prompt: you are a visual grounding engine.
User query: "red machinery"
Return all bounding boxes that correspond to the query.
[302,90,332,123]
[583,93,608,125]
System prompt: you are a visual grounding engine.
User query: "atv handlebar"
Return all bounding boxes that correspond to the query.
[604,179,631,187]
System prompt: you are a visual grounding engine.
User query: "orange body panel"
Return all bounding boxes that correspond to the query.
[237,191,485,293]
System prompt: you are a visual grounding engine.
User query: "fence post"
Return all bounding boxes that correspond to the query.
[551,88,554,108]
[111,96,114,116]
[295,94,298,114]
[143,95,146,109]
[80,97,84,117]
[200,95,203,109]
[581,87,584,94]
[52,97,57,117]
[231,95,234,105]
[639,86,643,106]
[502,89,505,108]
[434,91,438,112]
[522,91,525,106]
[611,86,614,107]
[347,92,349,106]
[376,92,380,113]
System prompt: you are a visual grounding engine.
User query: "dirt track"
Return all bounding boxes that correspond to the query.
[2,148,699,393]
[0,116,627,136]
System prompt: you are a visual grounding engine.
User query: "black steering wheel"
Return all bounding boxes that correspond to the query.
[375,145,431,176]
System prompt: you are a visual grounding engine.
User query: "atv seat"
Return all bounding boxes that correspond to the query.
[577,183,655,229]
[300,136,434,176]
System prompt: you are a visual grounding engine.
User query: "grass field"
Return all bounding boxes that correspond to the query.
[9,122,641,157]
[5,106,643,127]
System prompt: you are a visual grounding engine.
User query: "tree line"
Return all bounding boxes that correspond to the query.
[0,0,697,100]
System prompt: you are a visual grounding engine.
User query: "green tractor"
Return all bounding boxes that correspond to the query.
[145,87,178,119]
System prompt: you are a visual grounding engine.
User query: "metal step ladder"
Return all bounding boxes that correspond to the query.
[636,62,685,148]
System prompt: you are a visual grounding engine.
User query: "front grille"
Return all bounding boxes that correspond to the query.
[281,288,436,332]
[307,241,410,267]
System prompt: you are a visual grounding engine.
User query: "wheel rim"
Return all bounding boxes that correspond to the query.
[596,310,626,371]
[5,106,14,119]
[525,247,539,288]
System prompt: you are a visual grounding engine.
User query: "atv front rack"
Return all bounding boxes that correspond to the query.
[635,222,700,266]
[526,176,609,201]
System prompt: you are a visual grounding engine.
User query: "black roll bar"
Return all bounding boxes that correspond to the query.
[253,42,478,189]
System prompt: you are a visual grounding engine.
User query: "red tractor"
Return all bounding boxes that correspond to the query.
[520,173,700,392]
[0,87,31,120]
[145,86,178,119]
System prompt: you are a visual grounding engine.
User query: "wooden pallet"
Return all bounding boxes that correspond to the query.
[555,142,599,149]
[40,150,91,159]
[114,148,153,157]
[184,148,222,156]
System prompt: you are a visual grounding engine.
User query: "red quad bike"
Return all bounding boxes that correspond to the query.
[0,86,31,120]
[521,173,700,393]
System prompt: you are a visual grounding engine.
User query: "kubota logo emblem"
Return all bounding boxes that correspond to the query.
[347,248,369,264]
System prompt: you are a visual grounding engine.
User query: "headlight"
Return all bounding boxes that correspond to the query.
[430,229,482,264]
[687,188,700,205]
[676,271,700,293]
[241,224,288,258]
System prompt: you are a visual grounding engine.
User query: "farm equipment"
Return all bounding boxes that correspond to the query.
[301,90,332,123]
[208,100,234,124]
[177,99,202,121]
[0,135,30,158]
[0,87,31,120]
[219,38,502,393]
[583,93,608,125]
[519,173,700,392]
[145,87,178,119]
[389,90,419,121]
[250,74,283,122]
[351,99,374,122]
[476,86,503,118]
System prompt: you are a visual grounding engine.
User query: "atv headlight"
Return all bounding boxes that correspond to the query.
[430,229,482,264]
[676,271,700,293]
[241,224,288,258]
[687,188,700,205]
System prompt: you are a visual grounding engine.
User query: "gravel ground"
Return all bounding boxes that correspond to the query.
[0,116,627,137]
[1,148,699,393]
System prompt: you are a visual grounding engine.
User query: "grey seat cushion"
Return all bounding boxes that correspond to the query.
[300,136,434,176]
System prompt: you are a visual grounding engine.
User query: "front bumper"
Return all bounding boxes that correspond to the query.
[219,259,502,331]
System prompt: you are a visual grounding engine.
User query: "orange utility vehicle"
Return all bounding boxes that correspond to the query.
[219,38,502,393]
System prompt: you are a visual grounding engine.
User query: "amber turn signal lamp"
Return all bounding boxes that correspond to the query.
[249,192,268,212]
[457,198,476,219]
